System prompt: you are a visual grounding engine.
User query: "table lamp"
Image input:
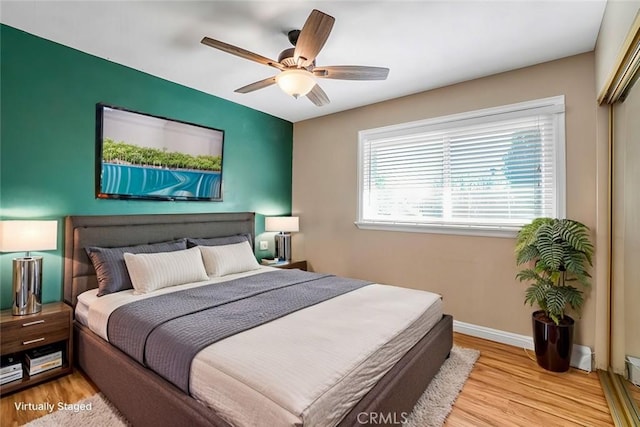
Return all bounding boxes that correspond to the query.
[0,220,58,315]
[265,216,299,261]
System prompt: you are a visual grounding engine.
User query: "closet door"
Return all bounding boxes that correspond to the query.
[611,76,640,406]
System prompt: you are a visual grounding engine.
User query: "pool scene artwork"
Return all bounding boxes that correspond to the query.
[96,104,224,201]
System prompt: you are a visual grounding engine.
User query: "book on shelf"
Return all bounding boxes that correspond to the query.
[1,368,23,378]
[0,370,23,385]
[26,350,62,366]
[27,358,62,376]
[1,368,23,380]
[24,344,63,365]
[1,364,21,375]
[1,354,22,375]
[24,343,63,375]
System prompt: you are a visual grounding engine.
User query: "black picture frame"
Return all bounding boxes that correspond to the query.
[95,103,224,201]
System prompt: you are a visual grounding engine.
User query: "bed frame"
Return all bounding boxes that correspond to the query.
[64,213,453,427]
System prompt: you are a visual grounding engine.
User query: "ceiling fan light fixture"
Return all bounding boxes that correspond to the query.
[276,69,316,98]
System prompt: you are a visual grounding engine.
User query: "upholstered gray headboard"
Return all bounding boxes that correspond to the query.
[64,212,255,307]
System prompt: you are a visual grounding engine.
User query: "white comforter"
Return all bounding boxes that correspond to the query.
[76,267,443,427]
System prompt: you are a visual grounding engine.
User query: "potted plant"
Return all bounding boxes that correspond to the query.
[515,218,594,372]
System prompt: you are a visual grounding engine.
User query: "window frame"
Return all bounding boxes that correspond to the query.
[356,96,566,238]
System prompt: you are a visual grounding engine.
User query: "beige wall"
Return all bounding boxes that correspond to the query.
[595,0,640,96]
[293,53,604,348]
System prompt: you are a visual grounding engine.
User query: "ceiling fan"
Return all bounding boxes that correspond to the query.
[200,9,389,106]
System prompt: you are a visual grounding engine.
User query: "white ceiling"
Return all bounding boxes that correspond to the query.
[1,1,606,123]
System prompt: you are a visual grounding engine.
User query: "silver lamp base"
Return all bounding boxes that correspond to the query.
[12,256,43,316]
[274,232,292,261]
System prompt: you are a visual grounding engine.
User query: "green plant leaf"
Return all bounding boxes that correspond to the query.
[562,286,584,312]
[536,223,563,271]
[545,286,567,320]
[516,269,541,283]
[558,219,594,263]
[516,245,539,266]
[515,217,594,321]
[525,283,545,307]
[515,217,552,254]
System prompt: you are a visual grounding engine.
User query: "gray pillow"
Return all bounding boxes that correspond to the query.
[86,239,187,296]
[186,234,252,248]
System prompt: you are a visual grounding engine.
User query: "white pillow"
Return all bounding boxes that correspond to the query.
[123,247,208,294]
[199,241,260,277]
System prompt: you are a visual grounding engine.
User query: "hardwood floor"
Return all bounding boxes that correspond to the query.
[0,370,98,427]
[0,333,613,426]
[447,334,612,426]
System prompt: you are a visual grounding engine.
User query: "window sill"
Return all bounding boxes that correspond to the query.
[354,221,519,238]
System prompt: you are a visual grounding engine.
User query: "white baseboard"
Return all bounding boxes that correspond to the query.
[626,356,640,386]
[453,320,593,372]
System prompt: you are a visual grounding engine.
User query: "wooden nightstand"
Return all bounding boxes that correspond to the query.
[272,260,308,271]
[0,302,73,395]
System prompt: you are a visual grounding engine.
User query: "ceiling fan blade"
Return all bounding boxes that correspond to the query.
[201,37,284,70]
[294,10,335,68]
[306,84,330,106]
[313,66,389,81]
[234,76,277,94]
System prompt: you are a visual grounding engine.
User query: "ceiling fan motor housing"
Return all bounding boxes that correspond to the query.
[278,47,315,69]
[278,48,297,67]
[287,29,300,46]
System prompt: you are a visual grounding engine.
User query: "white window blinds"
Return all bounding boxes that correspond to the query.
[357,96,565,236]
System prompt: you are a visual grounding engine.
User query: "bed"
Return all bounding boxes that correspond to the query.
[64,212,453,427]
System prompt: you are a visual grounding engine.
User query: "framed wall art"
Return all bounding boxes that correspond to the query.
[95,103,224,201]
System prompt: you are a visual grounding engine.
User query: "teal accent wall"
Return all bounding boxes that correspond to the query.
[0,25,293,309]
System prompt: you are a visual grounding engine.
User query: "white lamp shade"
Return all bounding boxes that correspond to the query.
[276,70,316,98]
[265,216,299,233]
[0,220,58,252]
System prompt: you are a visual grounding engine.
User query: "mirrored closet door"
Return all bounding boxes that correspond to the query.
[611,61,640,411]
[599,12,640,425]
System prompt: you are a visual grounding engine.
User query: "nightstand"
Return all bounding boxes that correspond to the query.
[273,260,308,271]
[0,302,73,395]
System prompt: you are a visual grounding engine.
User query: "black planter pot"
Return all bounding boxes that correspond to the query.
[532,310,574,372]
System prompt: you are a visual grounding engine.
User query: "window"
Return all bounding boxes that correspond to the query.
[356,96,565,237]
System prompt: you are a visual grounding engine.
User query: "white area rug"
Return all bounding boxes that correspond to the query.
[24,346,479,427]
[23,392,128,427]
[404,346,480,427]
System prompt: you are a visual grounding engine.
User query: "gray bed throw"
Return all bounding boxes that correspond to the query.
[107,269,371,392]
